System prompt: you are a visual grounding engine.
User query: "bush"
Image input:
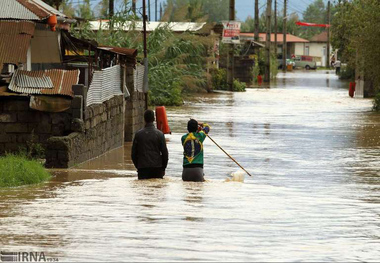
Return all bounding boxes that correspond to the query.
[210,68,228,90]
[233,79,246,92]
[0,154,51,187]
[339,65,355,81]
[373,92,380,111]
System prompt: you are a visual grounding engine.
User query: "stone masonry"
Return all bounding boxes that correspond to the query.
[45,95,125,168]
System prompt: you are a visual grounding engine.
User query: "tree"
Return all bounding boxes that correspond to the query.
[301,0,326,39]
[76,0,94,20]
[42,0,63,9]
[161,0,228,22]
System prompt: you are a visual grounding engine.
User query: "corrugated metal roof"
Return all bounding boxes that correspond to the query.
[98,46,137,57]
[90,21,207,32]
[0,20,35,69]
[0,0,67,21]
[28,0,67,18]
[0,0,40,20]
[9,69,80,97]
[240,33,309,43]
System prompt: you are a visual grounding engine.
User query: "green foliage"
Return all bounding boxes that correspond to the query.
[270,52,278,79]
[338,65,355,80]
[332,0,380,94]
[373,92,380,111]
[161,0,228,22]
[0,154,51,188]
[72,3,213,106]
[210,68,228,90]
[233,79,246,92]
[210,68,246,92]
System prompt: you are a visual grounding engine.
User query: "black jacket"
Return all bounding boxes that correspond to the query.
[131,123,169,170]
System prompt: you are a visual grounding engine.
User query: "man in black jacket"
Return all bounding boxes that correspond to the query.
[131,110,169,180]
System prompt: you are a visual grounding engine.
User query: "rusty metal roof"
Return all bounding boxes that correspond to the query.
[9,69,80,98]
[98,46,138,57]
[0,20,35,69]
[0,0,67,21]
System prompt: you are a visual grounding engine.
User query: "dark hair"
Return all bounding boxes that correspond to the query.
[187,119,198,133]
[144,109,155,123]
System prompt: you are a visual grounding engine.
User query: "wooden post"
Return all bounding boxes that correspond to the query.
[282,0,287,72]
[264,0,272,83]
[148,0,151,21]
[254,0,259,42]
[155,0,157,21]
[143,0,148,109]
[227,0,235,91]
[326,0,331,68]
[132,0,136,15]
[160,3,163,21]
[274,0,277,55]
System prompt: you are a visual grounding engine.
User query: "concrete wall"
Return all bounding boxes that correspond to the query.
[46,95,125,168]
[0,96,72,154]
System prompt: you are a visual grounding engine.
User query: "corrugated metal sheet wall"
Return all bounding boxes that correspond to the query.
[134,64,145,92]
[87,65,123,106]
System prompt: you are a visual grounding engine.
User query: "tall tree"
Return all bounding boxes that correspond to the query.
[76,0,94,20]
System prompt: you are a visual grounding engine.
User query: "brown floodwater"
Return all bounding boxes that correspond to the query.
[1,71,380,261]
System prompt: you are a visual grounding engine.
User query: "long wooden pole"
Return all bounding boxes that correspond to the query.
[254,0,259,42]
[326,0,331,68]
[264,0,272,83]
[227,0,235,91]
[282,0,287,72]
[274,0,277,55]
[206,134,252,177]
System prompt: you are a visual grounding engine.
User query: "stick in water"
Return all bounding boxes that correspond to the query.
[206,134,252,177]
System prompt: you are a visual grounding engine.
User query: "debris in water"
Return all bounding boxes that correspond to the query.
[225,170,245,182]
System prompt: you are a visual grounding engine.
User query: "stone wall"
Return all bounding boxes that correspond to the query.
[125,91,146,141]
[0,96,72,154]
[124,65,146,142]
[46,95,125,168]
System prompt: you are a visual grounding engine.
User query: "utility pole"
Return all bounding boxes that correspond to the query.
[282,0,287,72]
[160,3,163,21]
[109,0,114,18]
[155,0,157,21]
[227,0,235,91]
[148,0,151,21]
[143,0,149,109]
[274,0,277,55]
[132,0,136,16]
[254,0,259,42]
[326,0,331,68]
[264,0,272,83]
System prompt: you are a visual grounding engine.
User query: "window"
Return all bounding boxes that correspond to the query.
[305,46,309,56]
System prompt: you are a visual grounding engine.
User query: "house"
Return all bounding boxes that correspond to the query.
[0,0,144,168]
[308,31,332,67]
[240,33,309,59]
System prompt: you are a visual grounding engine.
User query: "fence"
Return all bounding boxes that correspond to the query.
[86,65,123,106]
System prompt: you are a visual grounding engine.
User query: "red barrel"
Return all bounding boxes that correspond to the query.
[155,106,171,134]
[349,82,356,98]
[257,75,263,85]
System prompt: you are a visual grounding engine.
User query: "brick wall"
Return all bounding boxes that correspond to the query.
[0,96,72,154]
[45,95,125,168]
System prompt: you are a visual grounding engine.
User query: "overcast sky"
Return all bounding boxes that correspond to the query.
[87,0,322,21]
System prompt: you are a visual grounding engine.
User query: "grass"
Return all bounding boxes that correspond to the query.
[0,154,51,188]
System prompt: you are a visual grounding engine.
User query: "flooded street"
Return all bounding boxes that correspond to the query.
[1,71,380,261]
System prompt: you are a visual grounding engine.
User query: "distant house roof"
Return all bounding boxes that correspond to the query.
[8,69,80,97]
[240,33,309,43]
[0,20,36,69]
[0,0,67,21]
[310,31,328,42]
[89,20,207,32]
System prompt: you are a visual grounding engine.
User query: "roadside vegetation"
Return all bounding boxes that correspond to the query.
[331,0,380,110]
[72,2,248,105]
[0,154,51,188]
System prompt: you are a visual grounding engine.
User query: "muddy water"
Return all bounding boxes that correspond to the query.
[1,71,380,261]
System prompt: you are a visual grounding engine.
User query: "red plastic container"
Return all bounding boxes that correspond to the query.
[155,106,171,134]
